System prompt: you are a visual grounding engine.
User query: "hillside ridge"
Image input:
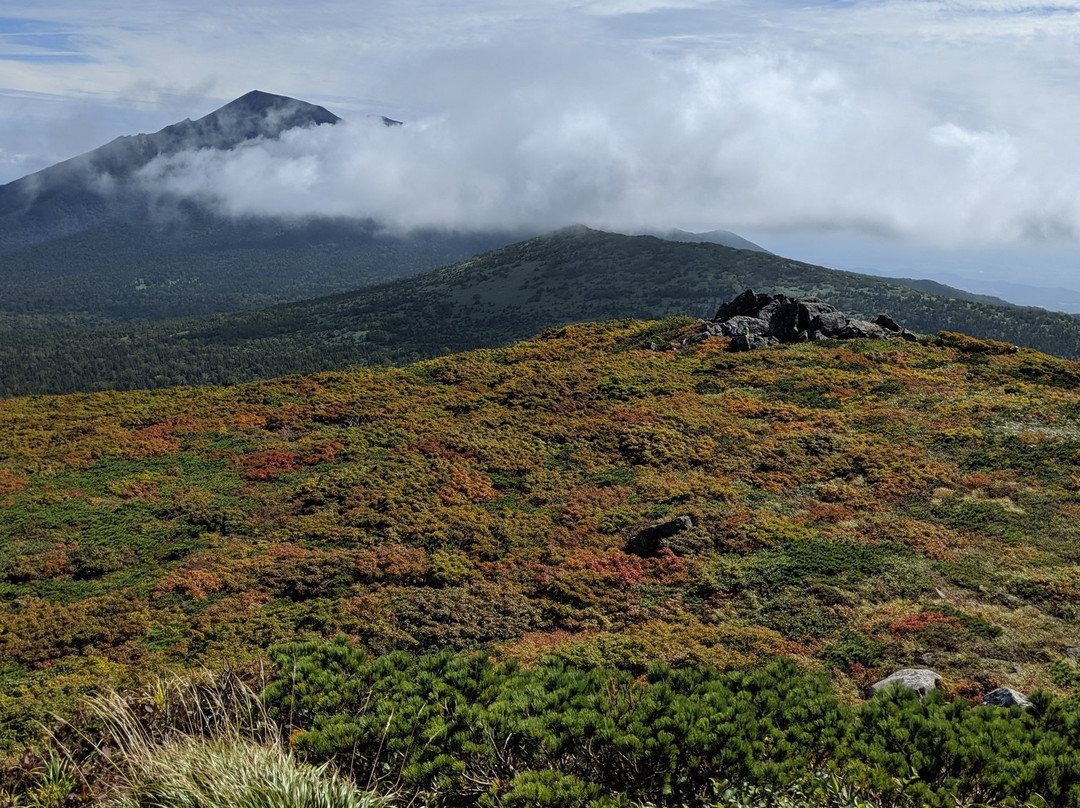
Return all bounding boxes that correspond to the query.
[5,227,1080,397]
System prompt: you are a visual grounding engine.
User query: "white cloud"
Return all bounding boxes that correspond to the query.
[4,0,1080,290]
[127,38,1080,251]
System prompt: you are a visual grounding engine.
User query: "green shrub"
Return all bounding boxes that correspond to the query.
[822,631,887,670]
[264,640,849,805]
[848,687,1080,807]
[495,770,603,808]
[262,638,1080,808]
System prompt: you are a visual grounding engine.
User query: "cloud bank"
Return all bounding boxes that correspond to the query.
[134,41,1080,249]
[7,0,1080,295]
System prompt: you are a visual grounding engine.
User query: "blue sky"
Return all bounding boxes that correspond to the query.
[2,1,1080,302]
[0,17,91,63]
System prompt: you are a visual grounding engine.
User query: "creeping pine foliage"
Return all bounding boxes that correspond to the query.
[259,637,1080,808]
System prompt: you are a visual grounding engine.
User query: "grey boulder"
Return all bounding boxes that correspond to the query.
[982,687,1032,709]
[704,289,916,352]
[868,668,942,698]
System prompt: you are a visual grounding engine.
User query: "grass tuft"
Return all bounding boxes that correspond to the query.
[108,737,385,808]
[8,671,390,808]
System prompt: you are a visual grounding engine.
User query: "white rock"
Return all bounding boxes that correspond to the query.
[869,668,942,698]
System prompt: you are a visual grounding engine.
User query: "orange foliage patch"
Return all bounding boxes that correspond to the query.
[609,408,661,424]
[802,499,857,524]
[561,485,630,524]
[301,441,342,466]
[887,611,965,636]
[234,449,300,481]
[567,548,689,587]
[0,468,28,496]
[352,545,429,583]
[229,412,269,430]
[869,517,968,562]
[571,552,647,587]
[121,417,200,458]
[157,569,225,601]
[438,467,498,505]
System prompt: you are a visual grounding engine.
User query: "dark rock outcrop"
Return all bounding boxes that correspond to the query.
[625,515,694,557]
[696,289,918,351]
[868,668,942,698]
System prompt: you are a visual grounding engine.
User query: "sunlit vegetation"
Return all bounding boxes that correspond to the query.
[261,639,1080,807]
[3,670,389,808]
[9,655,1080,807]
[2,317,1080,768]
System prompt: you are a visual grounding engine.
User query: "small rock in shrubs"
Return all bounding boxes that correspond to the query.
[624,515,693,557]
[868,668,942,699]
[982,687,1032,709]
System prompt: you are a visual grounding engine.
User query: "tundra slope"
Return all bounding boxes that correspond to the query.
[2,314,1079,752]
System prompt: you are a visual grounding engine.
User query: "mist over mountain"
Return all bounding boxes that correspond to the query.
[0,91,342,250]
[0,91,527,324]
[647,228,771,253]
[4,88,1075,341]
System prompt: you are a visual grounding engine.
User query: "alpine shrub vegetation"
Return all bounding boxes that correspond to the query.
[262,637,1080,807]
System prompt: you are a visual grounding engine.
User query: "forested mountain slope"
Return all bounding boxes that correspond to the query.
[5,227,1080,396]
[0,212,517,326]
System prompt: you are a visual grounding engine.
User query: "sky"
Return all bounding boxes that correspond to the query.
[3,0,1080,304]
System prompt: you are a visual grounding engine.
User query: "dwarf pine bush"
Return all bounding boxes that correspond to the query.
[265,637,1080,808]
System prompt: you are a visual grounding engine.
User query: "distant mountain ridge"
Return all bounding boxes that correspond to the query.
[653,228,771,253]
[0,90,780,329]
[0,91,532,323]
[880,277,1019,309]
[7,227,1080,396]
[0,91,341,250]
[1,90,1069,341]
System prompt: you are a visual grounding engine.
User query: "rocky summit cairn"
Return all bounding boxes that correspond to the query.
[869,668,942,699]
[697,289,919,351]
[983,687,1033,709]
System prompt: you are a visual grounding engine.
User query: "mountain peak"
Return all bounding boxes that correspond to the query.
[0,90,345,247]
[202,90,342,130]
[3,90,342,194]
[159,90,341,152]
[231,89,308,109]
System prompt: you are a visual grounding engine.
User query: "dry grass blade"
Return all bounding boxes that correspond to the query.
[80,671,388,808]
[88,669,272,753]
[106,737,387,808]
